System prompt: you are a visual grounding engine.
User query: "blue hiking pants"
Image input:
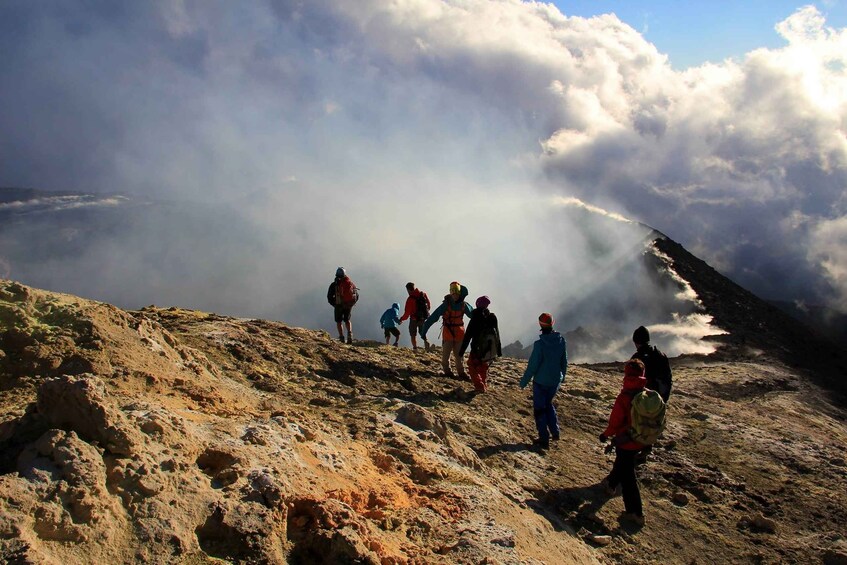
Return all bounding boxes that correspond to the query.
[532,381,561,442]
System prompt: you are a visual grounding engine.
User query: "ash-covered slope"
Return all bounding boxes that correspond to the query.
[1,279,847,564]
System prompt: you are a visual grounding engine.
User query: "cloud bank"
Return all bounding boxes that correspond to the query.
[1,1,845,355]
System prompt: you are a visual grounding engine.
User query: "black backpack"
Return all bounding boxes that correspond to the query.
[635,346,672,394]
[475,312,500,362]
[415,291,430,319]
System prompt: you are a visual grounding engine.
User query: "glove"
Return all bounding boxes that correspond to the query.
[598,434,608,444]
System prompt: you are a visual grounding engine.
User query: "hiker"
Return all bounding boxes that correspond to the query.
[399,282,431,351]
[631,326,672,403]
[598,358,650,527]
[422,281,473,378]
[519,313,567,451]
[459,295,501,393]
[380,302,402,346]
[326,267,359,344]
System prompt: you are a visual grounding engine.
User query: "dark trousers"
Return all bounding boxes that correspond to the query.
[607,447,643,516]
[532,382,560,442]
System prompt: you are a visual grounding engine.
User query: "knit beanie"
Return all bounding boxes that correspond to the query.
[538,313,554,328]
[633,325,650,345]
[475,296,490,309]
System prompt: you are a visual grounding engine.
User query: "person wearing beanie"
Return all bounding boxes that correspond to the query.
[326,267,359,344]
[631,326,672,403]
[519,313,568,451]
[422,282,473,378]
[459,295,502,392]
[400,282,431,351]
[380,302,402,346]
[598,358,648,527]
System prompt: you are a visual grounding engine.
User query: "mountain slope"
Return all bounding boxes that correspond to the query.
[2,278,846,564]
[653,235,847,398]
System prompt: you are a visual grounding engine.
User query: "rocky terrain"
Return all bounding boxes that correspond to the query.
[1,239,847,564]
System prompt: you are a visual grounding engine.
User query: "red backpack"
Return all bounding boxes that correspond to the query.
[336,277,359,307]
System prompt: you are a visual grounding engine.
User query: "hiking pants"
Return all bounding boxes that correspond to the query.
[467,353,489,391]
[607,447,643,516]
[442,339,465,377]
[532,382,560,442]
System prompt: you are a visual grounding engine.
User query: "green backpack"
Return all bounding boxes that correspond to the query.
[629,389,667,446]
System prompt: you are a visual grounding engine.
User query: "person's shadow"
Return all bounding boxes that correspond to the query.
[475,442,534,459]
[529,482,644,539]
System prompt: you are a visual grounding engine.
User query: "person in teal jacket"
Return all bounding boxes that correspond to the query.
[422,282,473,378]
[520,312,568,451]
[379,303,402,346]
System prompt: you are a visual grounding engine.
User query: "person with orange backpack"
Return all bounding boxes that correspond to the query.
[399,282,431,351]
[422,282,473,378]
[327,267,359,344]
[598,358,655,527]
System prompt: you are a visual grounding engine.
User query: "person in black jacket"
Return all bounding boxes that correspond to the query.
[630,326,672,402]
[630,325,672,464]
[459,296,501,393]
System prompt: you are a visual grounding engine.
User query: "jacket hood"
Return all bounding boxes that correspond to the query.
[392,303,400,311]
[539,331,565,347]
[622,373,647,391]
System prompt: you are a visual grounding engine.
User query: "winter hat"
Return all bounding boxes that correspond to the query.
[449,281,461,294]
[475,295,490,309]
[336,267,346,278]
[624,358,645,377]
[633,325,650,345]
[538,313,554,328]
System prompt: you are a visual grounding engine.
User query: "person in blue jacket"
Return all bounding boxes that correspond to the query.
[380,302,402,346]
[422,282,474,378]
[519,312,568,451]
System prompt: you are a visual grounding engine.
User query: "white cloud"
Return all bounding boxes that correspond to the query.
[1,0,846,363]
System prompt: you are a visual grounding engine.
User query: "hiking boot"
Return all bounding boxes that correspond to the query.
[346,335,353,344]
[424,341,431,351]
[599,478,618,497]
[338,335,345,343]
[551,433,560,441]
[531,438,550,452]
[441,370,454,378]
[392,342,399,347]
[621,512,645,527]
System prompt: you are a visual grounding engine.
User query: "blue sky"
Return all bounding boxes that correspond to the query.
[550,1,847,68]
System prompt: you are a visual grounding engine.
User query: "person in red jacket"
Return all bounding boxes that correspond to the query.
[399,282,431,351]
[599,358,647,527]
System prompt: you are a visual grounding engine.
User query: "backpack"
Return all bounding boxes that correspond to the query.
[415,291,430,319]
[628,389,666,446]
[478,323,500,362]
[636,346,672,391]
[337,278,359,306]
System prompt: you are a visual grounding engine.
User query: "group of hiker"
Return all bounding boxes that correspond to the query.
[327,267,673,527]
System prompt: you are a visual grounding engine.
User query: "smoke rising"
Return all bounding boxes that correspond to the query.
[1,1,844,358]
